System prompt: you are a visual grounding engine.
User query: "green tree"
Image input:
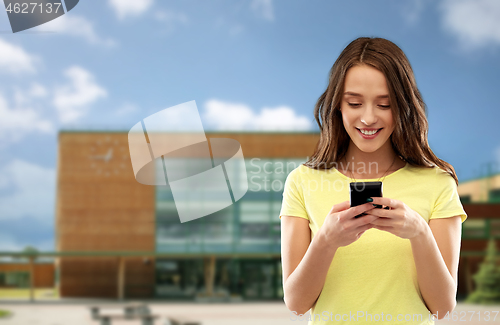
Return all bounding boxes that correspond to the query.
[22,246,39,254]
[12,246,39,262]
[466,238,500,304]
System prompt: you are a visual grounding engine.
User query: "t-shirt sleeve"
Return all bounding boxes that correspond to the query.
[430,170,467,223]
[279,168,309,221]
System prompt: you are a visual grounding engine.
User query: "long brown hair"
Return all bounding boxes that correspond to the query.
[303,37,459,185]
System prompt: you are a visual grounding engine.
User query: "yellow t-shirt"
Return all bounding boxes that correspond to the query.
[279,162,467,325]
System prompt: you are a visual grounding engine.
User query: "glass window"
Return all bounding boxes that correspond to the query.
[462,219,487,239]
[240,223,271,243]
[156,259,199,298]
[240,201,271,223]
[1,271,30,288]
[156,157,309,254]
[459,195,471,204]
[490,219,500,238]
[240,260,278,299]
[272,201,282,217]
[489,189,500,203]
[157,224,187,240]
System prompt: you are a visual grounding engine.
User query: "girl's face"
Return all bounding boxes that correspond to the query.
[340,64,395,154]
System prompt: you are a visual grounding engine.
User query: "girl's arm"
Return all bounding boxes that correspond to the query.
[281,201,376,315]
[281,215,338,315]
[409,216,462,319]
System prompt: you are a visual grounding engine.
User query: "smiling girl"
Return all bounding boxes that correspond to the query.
[279,37,467,325]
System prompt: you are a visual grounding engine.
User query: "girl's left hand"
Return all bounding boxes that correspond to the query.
[365,197,428,239]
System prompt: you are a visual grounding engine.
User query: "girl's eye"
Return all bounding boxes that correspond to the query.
[348,103,361,107]
[379,105,390,109]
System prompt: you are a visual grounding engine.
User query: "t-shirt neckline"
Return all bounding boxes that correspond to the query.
[334,162,409,182]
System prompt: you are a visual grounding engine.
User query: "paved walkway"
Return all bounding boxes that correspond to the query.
[0,302,499,324]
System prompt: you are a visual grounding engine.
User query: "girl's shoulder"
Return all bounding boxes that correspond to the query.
[405,163,450,175]
[293,163,338,178]
[285,164,309,182]
[404,163,455,185]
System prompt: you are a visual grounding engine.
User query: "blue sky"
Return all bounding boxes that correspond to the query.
[0,0,499,251]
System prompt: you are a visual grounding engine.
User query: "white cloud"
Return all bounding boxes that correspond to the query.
[229,24,244,36]
[402,0,429,25]
[440,0,500,50]
[154,9,189,33]
[214,17,245,37]
[0,92,53,144]
[0,159,55,223]
[203,99,312,131]
[29,83,48,98]
[114,102,138,116]
[109,0,154,20]
[13,83,48,107]
[155,10,188,24]
[40,15,116,47]
[53,66,107,123]
[251,0,274,22]
[0,38,38,74]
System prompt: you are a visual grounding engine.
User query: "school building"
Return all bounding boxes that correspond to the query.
[55,131,317,300]
[13,130,494,300]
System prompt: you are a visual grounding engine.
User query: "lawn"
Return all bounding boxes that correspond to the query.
[0,288,59,300]
[0,309,11,318]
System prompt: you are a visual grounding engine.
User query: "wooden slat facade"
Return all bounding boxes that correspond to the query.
[57,132,156,298]
[56,131,320,298]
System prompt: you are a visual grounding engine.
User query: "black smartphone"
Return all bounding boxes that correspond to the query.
[350,181,383,218]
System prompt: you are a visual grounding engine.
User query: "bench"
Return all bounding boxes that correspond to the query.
[164,318,202,325]
[89,302,150,320]
[98,314,159,325]
[97,314,201,325]
[88,303,201,325]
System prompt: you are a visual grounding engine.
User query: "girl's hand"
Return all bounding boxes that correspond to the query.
[319,200,379,249]
[366,197,427,239]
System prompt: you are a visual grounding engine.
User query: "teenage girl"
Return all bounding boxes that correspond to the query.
[280,37,467,325]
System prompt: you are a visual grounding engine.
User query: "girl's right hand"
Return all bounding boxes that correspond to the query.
[319,200,378,248]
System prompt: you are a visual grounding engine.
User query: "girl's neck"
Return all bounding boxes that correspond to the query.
[340,142,404,178]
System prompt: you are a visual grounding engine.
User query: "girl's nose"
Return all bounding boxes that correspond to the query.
[360,107,377,125]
